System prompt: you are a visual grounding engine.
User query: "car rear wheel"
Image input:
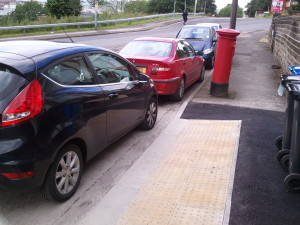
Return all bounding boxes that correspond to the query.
[171,78,185,102]
[139,97,157,130]
[41,144,83,202]
[197,67,205,83]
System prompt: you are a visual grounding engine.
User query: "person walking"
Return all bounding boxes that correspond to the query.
[182,10,188,25]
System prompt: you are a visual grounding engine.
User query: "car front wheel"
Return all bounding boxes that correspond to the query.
[41,144,83,202]
[207,56,215,69]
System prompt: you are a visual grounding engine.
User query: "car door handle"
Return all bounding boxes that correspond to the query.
[183,62,187,65]
[108,93,118,99]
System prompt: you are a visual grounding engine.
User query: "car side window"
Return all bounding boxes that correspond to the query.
[44,56,95,85]
[177,42,191,59]
[87,53,133,84]
[211,28,217,39]
[183,42,196,57]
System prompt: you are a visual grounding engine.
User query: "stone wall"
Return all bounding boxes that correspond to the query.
[270,15,300,74]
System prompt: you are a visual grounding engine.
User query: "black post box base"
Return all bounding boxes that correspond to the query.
[210,82,229,97]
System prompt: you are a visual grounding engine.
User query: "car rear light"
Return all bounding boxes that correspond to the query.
[1,171,35,179]
[1,80,43,127]
[151,64,171,75]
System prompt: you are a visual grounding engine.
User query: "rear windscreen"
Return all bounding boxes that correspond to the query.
[119,41,172,57]
[0,64,27,100]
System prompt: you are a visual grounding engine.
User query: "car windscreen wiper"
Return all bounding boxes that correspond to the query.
[185,38,203,40]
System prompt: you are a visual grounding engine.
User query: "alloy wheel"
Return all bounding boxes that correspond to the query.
[179,79,185,99]
[146,101,157,127]
[55,151,80,195]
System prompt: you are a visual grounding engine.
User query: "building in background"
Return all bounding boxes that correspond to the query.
[0,0,16,16]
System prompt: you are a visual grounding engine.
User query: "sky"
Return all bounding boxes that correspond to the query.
[215,0,251,10]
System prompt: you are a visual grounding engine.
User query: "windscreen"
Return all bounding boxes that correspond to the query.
[177,27,211,40]
[119,41,172,57]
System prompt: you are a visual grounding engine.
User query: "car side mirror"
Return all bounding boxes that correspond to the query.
[138,73,148,81]
[196,51,202,56]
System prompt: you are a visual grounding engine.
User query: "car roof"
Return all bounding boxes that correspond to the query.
[0,41,100,59]
[181,25,212,28]
[133,37,181,43]
[0,41,106,77]
[197,23,220,27]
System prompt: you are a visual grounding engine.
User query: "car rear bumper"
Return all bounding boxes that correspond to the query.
[152,77,180,95]
[0,158,50,192]
[0,125,51,192]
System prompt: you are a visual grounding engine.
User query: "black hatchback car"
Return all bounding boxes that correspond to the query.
[0,41,157,202]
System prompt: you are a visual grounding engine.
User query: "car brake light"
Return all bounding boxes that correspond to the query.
[1,80,43,127]
[1,171,35,179]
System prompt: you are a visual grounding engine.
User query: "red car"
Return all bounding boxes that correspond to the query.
[119,37,205,101]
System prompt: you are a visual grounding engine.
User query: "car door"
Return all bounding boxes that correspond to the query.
[86,52,146,143]
[42,54,107,158]
[176,41,194,87]
[182,41,202,83]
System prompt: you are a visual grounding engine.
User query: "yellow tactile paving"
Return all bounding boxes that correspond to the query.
[117,120,241,225]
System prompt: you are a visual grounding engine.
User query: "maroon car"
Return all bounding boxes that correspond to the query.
[120,37,205,101]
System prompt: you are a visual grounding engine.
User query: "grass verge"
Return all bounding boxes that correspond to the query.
[0,15,181,38]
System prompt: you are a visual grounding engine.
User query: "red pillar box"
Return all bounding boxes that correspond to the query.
[210,29,240,97]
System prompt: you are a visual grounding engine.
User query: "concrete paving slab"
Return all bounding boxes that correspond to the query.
[78,185,139,225]
[77,118,188,225]
[114,120,241,225]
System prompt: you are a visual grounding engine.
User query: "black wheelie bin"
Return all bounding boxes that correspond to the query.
[276,75,300,171]
[283,82,300,192]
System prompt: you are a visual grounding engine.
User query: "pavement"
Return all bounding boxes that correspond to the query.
[71,19,293,225]
[2,17,291,225]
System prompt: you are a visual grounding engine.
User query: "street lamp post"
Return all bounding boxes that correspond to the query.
[230,0,238,29]
[173,0,176,17]
[194,0,198,15]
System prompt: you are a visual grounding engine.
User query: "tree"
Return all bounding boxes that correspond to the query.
[9,1,47,24]
[291,0,300,11]
[245,0,272,17]
[217,4,243,17]
[147,0,216,14]
[46,0,82,19]
[148,0,174,13]
[124,0,149,14]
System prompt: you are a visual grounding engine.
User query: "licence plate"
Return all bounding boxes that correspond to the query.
[278,83,285,96]
[137,67,146,73]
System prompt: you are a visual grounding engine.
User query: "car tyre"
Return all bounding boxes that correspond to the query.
[139,97,157,130]
[197,67,205,83]
[171,78,185,102]
[207,56,215,69]
[41,144,83,202]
